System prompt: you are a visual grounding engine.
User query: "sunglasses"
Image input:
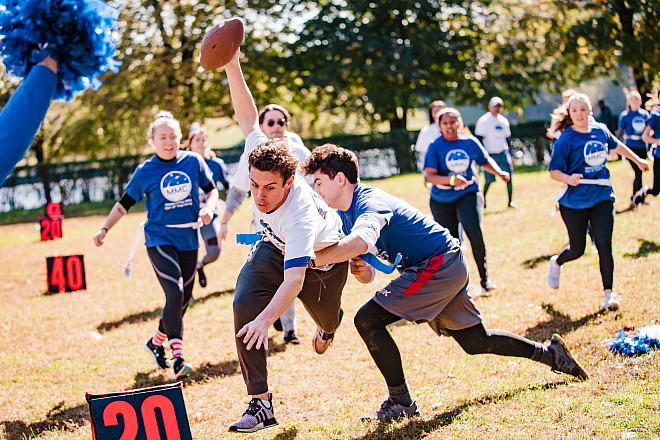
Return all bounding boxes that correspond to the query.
[267,118,286,127]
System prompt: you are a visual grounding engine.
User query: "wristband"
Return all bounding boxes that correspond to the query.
[449,175,456,186]
[101,227,108,233]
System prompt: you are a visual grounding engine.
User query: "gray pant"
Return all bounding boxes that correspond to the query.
[199,217,221,267]
[233,240,348,395]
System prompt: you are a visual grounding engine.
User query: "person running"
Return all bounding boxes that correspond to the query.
[617,90,650,205]
[302,144,588,421]
[475,97,518,209]
[219,104,310,345]
[424,107,510,294]
[186,126,230,288]
[641,89,660,200]
[223,51,348,433]
[0,57,57,187]
[546,94,649,312]
[93,111,218,379]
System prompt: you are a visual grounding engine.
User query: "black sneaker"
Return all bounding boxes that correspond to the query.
[172,356,192,379]
[228,393,278,433]
[145,339,171,369]
[360,398,420,421]
[548,334,588,380]
[197,266,207,288]
[284,329,300,345]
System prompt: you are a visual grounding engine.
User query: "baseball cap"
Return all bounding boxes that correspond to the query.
[489,97,503,107]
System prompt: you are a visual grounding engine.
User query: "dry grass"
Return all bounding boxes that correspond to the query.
[1,162,659,440]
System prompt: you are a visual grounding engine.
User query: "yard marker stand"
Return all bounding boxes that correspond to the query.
[39,201,63,241]
[87,382,192,440]
[46,255,86,294]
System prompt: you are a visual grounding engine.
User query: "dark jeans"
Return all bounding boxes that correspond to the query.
[558,200,615,290]
[430,192,488,286]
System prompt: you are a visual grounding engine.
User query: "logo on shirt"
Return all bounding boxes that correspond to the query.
[584,141,607,167]
[160,171,192,202]
[632,116,646,134]
[445,149,470,173]
[495,125,504,131]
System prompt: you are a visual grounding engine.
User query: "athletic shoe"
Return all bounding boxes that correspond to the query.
[481,280,497,294]
[360,398,420,421]
[145,339,171,369]
[273,317,283,332]
[508,201,519,209]
[632,186,649,206]
[228,393,278,433]
[284,329,300,345]
[197,266,207,288]
[548,334,588,380]
[601,292,621,312]
[547,255,561,289]
[172,356,192,379]
[313,309,343,354]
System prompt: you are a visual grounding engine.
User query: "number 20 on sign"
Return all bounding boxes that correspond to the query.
[87,383,192,440]
[46,255,86,294]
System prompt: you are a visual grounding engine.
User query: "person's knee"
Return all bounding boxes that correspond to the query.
[204,246,220,263]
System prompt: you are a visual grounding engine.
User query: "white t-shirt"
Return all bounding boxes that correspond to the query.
[232,130,311,192]
[251,174,344,270]
[414,123,441,170]
[474,113,511,154]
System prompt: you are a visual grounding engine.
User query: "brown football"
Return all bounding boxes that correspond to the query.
[199,18,244,70]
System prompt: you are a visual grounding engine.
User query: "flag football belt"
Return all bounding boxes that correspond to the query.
[434,177,476,190]
[124,219,204,279]
[549,178,612,219]
[624,134,642,141]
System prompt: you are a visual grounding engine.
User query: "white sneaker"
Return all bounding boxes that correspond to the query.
[601,292,620,312]
[547,255,561,289]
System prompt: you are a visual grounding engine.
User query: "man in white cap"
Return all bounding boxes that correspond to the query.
[474,97,518,209]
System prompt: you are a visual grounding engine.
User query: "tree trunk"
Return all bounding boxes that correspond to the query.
[32,134,52,204]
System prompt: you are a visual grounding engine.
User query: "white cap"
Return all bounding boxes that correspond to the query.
[489,97,503,107]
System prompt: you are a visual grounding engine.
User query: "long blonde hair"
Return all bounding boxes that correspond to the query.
[549,93,592,134]
[645,89,660,111]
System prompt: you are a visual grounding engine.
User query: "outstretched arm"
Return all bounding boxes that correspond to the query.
[224,51,259,138]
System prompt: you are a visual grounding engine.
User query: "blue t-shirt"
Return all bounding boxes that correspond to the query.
[206,157,229,191]
[0,66,57,187]
[618,108,650,149]
[338,184,455,270]
[125,151,214,250]
[647,109,660,159]
[549,125,618,209]
[424,134,488,203]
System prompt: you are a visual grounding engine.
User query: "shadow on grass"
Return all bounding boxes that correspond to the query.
[521,253,554,269]
[131,337,288,389]
[273,426,299,440]
[96,288,234,332]
[624,239,660,259]
[352,381,569,440]
[523,303,602,341]
[615,204,636,215]
[0,401,89,440]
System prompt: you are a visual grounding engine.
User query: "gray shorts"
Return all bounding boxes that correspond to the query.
[372,248,482,336]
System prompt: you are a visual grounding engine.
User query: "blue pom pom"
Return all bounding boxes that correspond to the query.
[608,326,660,357]
[0,0,121,101]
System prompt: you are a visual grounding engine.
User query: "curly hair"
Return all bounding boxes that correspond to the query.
[301,144,359,184]
[248,139,299,182]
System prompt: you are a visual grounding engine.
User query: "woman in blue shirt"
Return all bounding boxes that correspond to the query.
[93,111,219,379]
[642,89,660,199]
[186,126,229,288]
[547,94,648,312]
[617,91,650,204]
[424,108,510,294]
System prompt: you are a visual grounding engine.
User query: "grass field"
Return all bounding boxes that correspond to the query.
[1,162,659,440]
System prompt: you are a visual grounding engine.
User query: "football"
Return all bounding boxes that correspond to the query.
[199,18,244,70]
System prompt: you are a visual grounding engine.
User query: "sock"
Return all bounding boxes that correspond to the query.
[388,380,413,407]
[151,329,167,347]
[169,338,183,359]
[531,342,553,367]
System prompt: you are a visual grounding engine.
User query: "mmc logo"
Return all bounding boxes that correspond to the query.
[160,171,192,202]
[632,116,646,134]
[445,149,470,173]
[583,141,607,167]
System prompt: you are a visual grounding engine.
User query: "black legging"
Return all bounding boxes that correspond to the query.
[558,200,614,290]
[354,299,538,387]
[649,156,660,197]
[628,147,648,196]
[430,192,488,286]
[147,245,198,339]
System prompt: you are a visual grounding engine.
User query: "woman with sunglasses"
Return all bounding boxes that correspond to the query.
[186,126,230,288]
[220,104,311,345]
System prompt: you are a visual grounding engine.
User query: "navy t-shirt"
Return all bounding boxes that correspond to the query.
[206,157,229,191]
[618,109,650,149]
[548,125,618,209]
[125,150,214,250]
[647,109,660,159]
[424,134,489,203]
[338,184,455,270]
